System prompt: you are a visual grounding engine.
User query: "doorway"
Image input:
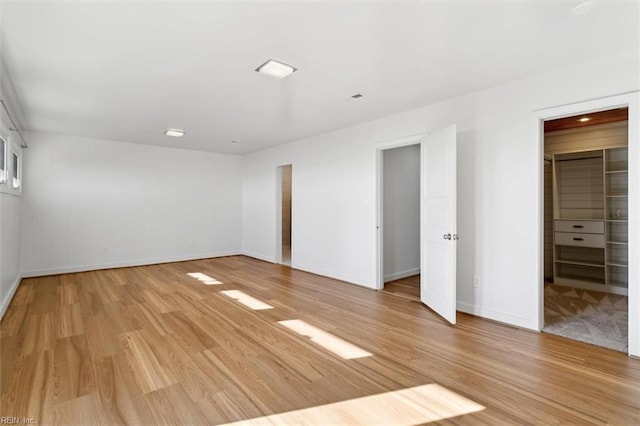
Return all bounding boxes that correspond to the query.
[381,144,421,301]
[278,164,292,266]
[375,126,458,325]
[542,108,629,352]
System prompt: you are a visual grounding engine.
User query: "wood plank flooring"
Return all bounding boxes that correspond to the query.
[382,275,420,301]
[1,256,639,424]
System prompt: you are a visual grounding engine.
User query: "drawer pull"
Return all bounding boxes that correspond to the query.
[573,237,584,241]
[572,225,584,229]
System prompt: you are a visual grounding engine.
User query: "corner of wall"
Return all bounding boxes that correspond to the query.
[0,273,22,321]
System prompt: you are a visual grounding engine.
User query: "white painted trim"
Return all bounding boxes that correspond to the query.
[21,251,242,278]
[533,91,640,357]
[0,136,7,188]
[374,133,426,151]
[457,302,537,331]
[293,261,374,290]
[384,268,420,283]
[375,148,384,290]
[375,134,424,291]
[0,136,22,196]
[0,273,22,321]
[242,250,276,264]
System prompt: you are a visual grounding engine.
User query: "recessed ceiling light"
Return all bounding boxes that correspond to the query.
[572,1,599,16]
[578,117,591,122]
[255,59,297,79]
[351,93,363,99]
[164,129,185,137]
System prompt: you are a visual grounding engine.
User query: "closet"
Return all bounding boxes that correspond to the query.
[549,122,628,295]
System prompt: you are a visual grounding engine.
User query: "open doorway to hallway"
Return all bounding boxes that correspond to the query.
[279,164,292,266]
[381,144,421,301]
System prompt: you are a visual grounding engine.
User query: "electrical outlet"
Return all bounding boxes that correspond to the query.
[473,275,481,288]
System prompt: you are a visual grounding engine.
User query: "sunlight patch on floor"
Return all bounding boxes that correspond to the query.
[187,272,223,285]
[224,383,485,425]
[220,290,274,310]
[278,319,372,360]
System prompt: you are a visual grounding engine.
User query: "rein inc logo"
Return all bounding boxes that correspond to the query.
[1,418,35,424]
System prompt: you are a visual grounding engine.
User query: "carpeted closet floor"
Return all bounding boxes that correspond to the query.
[543,283,628,352]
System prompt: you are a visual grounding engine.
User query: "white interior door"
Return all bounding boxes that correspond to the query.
[420,125,457,324]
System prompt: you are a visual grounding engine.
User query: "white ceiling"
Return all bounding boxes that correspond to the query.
[2,1,639,154]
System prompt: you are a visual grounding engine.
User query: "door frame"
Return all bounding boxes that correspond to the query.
[533,91,639,357]
[375,134,424,291]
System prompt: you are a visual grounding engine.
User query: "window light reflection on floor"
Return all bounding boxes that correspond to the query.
[187,272,222,285]
[278,319,373,360]
[220,290,274,310]
[223,383,485,425]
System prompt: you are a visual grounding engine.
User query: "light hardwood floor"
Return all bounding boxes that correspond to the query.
[1,256,639,424]
[382,275,420,301]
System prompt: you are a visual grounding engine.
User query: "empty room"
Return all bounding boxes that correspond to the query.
[1,1,639,425]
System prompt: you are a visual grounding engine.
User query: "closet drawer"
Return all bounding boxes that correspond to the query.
[554,220,604,234]
[555,232,604,248]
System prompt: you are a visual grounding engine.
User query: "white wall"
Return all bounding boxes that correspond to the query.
[383,144,420,282]
[0,190,22,317]
[0,4,29,318]
[242,49,639,330]
[20,132,243,276]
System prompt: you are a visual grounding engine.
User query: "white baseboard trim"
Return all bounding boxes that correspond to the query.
[239,253,376,291]
[292,261,375,290]
[457,301,537,331]
[241,250,276,264]
[0,273,23,321]
[384,267,420,283]
[21,251,242,278]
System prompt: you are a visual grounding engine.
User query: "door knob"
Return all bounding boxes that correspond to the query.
[443,233,452,240]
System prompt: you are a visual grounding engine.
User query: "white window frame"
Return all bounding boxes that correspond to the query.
[0,136,6,186]
[10,143,22,195]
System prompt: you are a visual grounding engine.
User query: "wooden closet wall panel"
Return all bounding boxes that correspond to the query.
[555,156,604,219]
[545,121,628,155]
[556,246,604,265]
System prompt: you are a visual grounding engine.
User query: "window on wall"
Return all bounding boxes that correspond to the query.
[0,137,6,184]
[12,150,21,189]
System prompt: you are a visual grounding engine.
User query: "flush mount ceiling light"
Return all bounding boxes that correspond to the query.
[578,117,591,122]
[255,59,297,79]
[164,129,185,137]
[572,1,599,16]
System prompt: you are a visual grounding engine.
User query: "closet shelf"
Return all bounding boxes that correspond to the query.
[608,280,628,288]
[556,273,606,285]
[554,260,605,268]
[556,218,604,222]
[552,146,628,295]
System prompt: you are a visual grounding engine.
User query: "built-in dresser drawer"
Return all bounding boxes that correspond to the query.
[554,220,604,234]
[554,232,605,248]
